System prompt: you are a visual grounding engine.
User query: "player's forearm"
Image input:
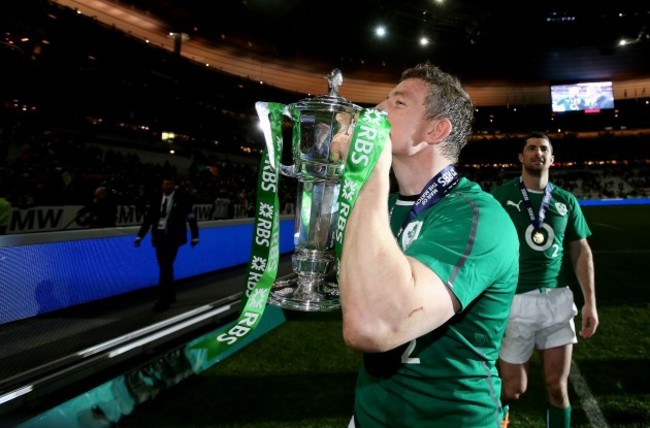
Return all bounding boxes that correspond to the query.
[571,241,596,307]
[339,170,414,350]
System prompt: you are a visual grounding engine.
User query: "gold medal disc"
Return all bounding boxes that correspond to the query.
[533,231,544,244]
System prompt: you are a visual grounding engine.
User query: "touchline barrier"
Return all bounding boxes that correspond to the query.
[0,217,296,325]
[7,303,287,428]
[578,197,650,206]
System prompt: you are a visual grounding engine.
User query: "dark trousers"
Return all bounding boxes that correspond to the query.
[155,241,180,304]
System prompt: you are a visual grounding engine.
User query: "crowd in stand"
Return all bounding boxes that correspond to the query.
[467,163,650,200]
[1,1,649,225]
[0,121,298,218]
[1,121,649,227]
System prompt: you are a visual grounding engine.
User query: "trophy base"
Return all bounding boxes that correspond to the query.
[267,273,341,312]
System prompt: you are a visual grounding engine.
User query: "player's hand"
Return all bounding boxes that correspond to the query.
[329,113,354,164]
[330,119,392,172]
[579,304,599,338]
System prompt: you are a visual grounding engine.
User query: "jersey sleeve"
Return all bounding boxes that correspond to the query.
[403,194,519,310]
[563,191,592,241]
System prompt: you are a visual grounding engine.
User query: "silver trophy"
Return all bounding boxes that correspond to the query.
[257,69,361,311]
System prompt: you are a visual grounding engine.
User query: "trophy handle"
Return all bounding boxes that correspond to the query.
[279,164,295,177]
[280,104,297,178]
[255,101,279,173]
[255,101,296,178]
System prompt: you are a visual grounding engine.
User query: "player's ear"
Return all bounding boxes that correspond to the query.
[426,118,451,144]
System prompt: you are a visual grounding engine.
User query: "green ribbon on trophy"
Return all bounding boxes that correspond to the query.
[334,107,390,261]
[189,105,389,360]
[188,102,283,360]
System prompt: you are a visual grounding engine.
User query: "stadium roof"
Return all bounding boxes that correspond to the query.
[56,0,650,105]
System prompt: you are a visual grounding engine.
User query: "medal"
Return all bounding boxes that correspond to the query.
[519,177,553,248]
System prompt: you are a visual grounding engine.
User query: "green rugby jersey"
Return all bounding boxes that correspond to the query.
[491,177,591,293]
[353,177,519,428]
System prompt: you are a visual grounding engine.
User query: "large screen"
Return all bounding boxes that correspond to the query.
[550,81,615,113]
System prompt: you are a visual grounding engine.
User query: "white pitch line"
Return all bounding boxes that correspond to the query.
[570,360,609,428]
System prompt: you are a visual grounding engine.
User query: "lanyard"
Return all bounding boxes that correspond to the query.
[518,176,552,230]
[396,164,459,239]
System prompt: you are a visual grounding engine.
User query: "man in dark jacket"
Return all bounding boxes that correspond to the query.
[134,176,199,312]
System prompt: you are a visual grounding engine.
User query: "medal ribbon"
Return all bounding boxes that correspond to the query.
[189,102,283,360]
[334,108,391,262]
[518,176,553,231]
[396,164,459,239]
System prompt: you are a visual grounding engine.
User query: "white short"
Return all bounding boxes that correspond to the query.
[499,286,578,364]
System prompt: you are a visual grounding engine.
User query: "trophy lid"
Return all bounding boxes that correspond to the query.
[292,69,361,113]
